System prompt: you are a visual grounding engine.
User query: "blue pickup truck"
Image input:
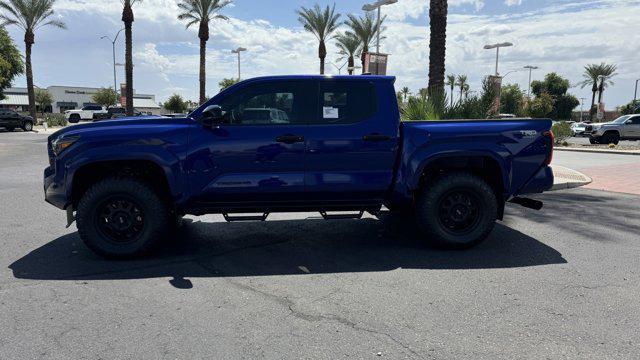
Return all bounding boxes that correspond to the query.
[44,75,554,258]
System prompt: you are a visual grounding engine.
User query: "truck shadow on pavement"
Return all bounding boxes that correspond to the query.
[10,213,566,288]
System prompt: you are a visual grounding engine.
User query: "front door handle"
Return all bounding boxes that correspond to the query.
[363,134,391,142]
[276,134,305,144]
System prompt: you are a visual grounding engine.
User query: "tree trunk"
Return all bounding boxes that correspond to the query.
[589,81,597,120]
[319,40,326,75]
[428,0,448,98]
[123,1,134,116]
[198,22,209,105]
[348,56,354,75]
[361,45,368,74]
[24,31,36,120]
[199,38,207,104]
[449,84,454,107]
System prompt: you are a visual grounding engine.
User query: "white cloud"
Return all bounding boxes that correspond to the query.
[504,0,523,6]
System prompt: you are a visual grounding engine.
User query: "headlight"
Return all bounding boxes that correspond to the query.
[51,136,80,156]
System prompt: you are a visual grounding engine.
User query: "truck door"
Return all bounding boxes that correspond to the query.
[628,116,640,138]
[186,80,316,207]
[304,79,400,204]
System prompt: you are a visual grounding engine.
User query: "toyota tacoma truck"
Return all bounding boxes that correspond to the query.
[44,75,554,258]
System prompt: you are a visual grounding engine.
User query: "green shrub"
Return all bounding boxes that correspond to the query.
[551,121,572,144]
[401,96,440,121]
[45,113,67,127]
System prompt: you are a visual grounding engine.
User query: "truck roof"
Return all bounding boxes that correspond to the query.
[237,75,396,84]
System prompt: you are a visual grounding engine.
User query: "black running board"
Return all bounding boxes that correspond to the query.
[223,213,269,222]
[320,211,364,220]
[509,197,543,211]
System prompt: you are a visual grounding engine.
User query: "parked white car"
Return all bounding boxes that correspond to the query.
[64,105,108,123]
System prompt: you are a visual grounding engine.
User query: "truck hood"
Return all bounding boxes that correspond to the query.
[49,116,192,140]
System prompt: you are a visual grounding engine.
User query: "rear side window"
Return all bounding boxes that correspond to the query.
[314,81,377,124]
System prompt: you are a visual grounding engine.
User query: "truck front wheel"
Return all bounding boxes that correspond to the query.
[415,173,497,249]
[76,177,170,259]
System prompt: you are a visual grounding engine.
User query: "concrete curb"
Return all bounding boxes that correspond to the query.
[555,147,640,156]
[550,165,592,191]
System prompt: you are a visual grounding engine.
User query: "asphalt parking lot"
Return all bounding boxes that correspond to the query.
[1,131,639,359]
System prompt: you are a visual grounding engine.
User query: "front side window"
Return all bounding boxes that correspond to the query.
[315,81,377,124]
[218,82,313,125]
[630,116,640,125]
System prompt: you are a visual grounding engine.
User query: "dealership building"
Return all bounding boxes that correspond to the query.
[0,86,161,114]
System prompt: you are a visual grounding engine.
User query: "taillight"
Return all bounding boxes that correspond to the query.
[543,130,554,165]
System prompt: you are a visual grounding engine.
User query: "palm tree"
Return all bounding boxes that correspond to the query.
[297,4,341,75]
[580,63,617,119]
[178,0,231,105]
[0,0,66,119]
[121,0,141,116]
[428,0,448,97]
[456,74,468,103]
[334,31,361,75]
[400,86,410,102]
[445,74,456,107]
[345,12,383,74]
[462,83,470,100]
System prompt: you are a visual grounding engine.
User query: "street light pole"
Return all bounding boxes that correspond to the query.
[483,42,513,76]
[580,97,586,123]
[634,79,639,106]
[524,65,538,99]
[231,47,247,80]
[100,28,125,96]
[362,0,397,75]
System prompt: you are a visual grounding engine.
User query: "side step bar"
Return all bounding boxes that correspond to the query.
[509,197,543,211]
[320,211,364,220]
[223,213,269,222]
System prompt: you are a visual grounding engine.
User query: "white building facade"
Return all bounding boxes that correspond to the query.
[0,86,161,115]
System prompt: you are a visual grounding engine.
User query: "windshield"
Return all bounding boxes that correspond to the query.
[612,115,631,124]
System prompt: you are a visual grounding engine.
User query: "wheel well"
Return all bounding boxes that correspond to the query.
[71,160,172,208]
[417,156,505,216]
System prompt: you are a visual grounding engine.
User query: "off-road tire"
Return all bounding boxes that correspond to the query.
[76,177,170,259]
[415,172,497,250]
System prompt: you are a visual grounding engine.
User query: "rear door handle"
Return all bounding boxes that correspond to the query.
[363,134,391,142]
[276,135,305,144]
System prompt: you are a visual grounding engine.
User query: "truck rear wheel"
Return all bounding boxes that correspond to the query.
[76,177,170,259]
[415,173,497,249]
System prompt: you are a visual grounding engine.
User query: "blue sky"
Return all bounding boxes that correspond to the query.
[3,0,639,109]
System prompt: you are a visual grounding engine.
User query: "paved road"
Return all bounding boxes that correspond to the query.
[553,150,640,195]
[1,131,639,359]
[569,136,639,147]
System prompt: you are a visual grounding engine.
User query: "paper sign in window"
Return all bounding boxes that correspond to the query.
[323,107,339,119]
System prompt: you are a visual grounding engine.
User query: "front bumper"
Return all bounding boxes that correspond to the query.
[44,165,67,210]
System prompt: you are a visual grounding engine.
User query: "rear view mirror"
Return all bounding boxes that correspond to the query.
[625,120,633,125]
[201,105,223,127]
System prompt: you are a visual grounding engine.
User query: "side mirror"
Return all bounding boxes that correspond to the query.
[201,105,224,127]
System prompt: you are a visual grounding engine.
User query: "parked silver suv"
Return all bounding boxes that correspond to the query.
[589,115,640,144]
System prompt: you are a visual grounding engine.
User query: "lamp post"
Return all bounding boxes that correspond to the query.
[524,65,538,99]
[231,47,247,80]
[100,28,125,96]
[634,78,639,106]
[580,97,586,123]
[362,0,397,75]
[483,42,513,76]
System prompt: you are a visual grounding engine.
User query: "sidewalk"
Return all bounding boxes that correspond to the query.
[550,165,592,191]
